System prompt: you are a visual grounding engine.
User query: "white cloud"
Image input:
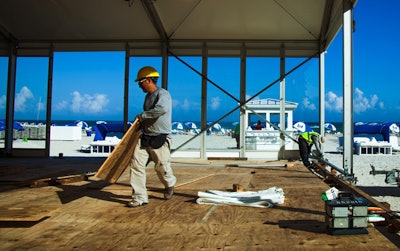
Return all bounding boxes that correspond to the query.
[55,100,68,111]
[209,96,221,110]
[324,89,383,114]
[172,98,196,111]
[15,86,34,112]
[181,98,191,111]
[172,99,180,108]
[70,91,109,114]
[325,91,343,112]
[354,88,381,113]
[302,97,316,110]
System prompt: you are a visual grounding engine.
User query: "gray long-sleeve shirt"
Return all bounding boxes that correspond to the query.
[140,88,172,136]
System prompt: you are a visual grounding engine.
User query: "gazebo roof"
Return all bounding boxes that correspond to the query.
[246,98,298,110]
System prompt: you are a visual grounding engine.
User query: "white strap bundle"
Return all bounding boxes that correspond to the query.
[196,187,284,208]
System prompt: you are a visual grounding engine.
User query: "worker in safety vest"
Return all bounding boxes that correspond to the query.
[298,131,325,169]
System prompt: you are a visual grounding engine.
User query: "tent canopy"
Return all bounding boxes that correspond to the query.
[354,122,397,142]
[0,0,352,57]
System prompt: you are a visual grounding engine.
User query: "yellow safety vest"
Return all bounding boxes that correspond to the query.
[300,131,319,144]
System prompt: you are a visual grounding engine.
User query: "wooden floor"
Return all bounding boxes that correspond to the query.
[0,157,399,250]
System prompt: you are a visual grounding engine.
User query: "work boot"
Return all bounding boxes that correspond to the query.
[164,186,174,200]
[127,200,148,208]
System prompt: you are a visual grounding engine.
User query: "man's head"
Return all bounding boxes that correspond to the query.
[135,66,160,93]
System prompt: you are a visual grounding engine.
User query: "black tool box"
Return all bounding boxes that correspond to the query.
[324,191,370,235]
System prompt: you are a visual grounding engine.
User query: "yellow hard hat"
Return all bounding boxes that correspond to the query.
[135,66,160,82]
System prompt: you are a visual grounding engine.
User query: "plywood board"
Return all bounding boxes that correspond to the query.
[95,119,141,183]
[0,159,399,250]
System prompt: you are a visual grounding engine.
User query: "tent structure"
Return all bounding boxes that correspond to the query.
[0,0,358,174]
[93,122,132,141]
[354,122,398,142]
[0,0,349,57]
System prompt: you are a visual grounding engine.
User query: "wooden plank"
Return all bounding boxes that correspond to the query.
[95,119,141,183]
[0,206,59,221]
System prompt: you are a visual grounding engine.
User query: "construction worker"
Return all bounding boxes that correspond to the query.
[127,66,177,208]
[298,131,325,170]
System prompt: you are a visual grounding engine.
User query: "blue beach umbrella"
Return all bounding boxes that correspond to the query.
[293,121,312,133]
[0,120,25,131]
[324,123,336,132]
[389,123,399,134]
[184,122,197,129]
[74,120,89,129]
[172,122,184,130]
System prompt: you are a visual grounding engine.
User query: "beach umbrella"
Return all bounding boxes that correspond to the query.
[293,121,312,133]
[324,123,336,132]
[185,122,197,129]
[172,122,184,130]
[206,121,222,131]
[14,121,25,131]
[74,120,89,129]
[213,123,222,131]
[389,123,400,133]
[0,120,25,131]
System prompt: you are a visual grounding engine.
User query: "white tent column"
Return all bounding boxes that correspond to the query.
[279,45,286,160]
[319,51,326,152]
[342,0,355,178]
[239,45,246,157]
[200,44,208,159]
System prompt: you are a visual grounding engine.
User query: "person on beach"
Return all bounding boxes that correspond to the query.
[255,120,264,130]
[298,131,325,170]
[127,66,177,208]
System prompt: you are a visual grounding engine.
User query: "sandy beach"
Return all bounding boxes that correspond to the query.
[6,132,400,213]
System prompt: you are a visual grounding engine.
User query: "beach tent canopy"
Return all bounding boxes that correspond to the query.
[354,122,398,142]
[0,0,352,57]
[93,122,131,141]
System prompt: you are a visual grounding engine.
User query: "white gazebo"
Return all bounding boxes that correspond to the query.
[244,98,298,131]
[243,99,299,158]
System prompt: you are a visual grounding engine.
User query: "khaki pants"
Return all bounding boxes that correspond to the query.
[129,138,176,203]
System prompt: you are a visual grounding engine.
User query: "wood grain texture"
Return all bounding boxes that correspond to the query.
[0,159,399,249]
[95,119,141,183]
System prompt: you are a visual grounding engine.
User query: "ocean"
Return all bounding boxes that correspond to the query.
[20,119,343,133]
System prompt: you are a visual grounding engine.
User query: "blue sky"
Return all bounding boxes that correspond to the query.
[1,0,399,124]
